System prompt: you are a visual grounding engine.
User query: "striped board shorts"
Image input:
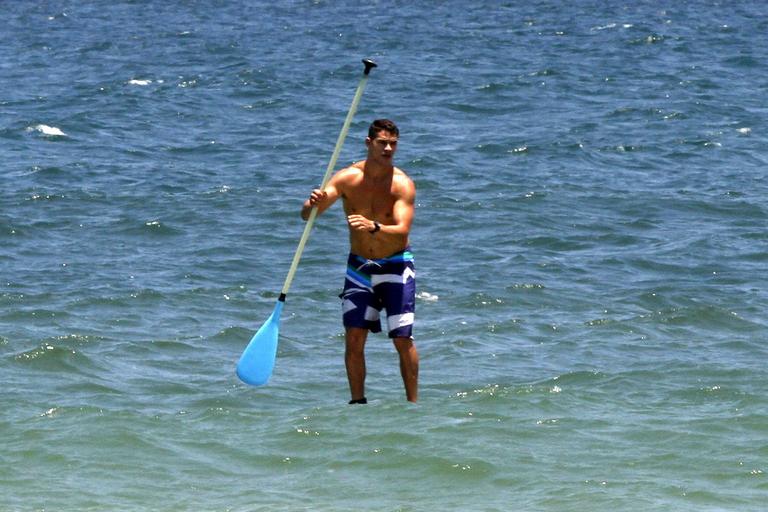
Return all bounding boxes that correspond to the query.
[339,248,416,339]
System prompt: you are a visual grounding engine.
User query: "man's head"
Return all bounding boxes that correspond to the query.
[366,119,399,164]
[368,119,399,139]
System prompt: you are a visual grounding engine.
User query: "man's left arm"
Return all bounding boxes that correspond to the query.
[381,177,415,236]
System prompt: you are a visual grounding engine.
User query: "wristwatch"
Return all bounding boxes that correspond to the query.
[369,221,380,234]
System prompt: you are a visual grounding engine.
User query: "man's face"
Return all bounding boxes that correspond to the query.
[366,130,398,162]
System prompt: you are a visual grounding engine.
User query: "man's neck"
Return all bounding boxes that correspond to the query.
[362,159,394,180]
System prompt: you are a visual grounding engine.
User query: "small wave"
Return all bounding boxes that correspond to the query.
[46,11,69,21]
[28,124,67,137]
[640,305,760,332]
[210,326,254,345]
[474,143,513,155]
[629,34,665,45]
[178,78,198,88]
[723,55,760,68]
[40,407,62,418]
[679,138,721,149]
[60,381,122,397]
[407,155,446,170]
[477,82,509,92]
[668,380,755,405]
[603,144,642,153]
[663,111,686,120]
[27,192,65,202]
[148,338,199,354]
[13,343,95,374]
[116,219,183,237]
[508,283,545,291]
[591,22,633,31]
[47,334,100,345]
[551,369,604,381]
[417,291,439,302]
[584,317,623,328]
[128,79,153,86]
[453,381,568,401]
[446,103,501,114]
[166,141,227,155]
[592,23,618,31]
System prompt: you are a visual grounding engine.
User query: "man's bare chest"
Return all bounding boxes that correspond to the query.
[342,184,397,217]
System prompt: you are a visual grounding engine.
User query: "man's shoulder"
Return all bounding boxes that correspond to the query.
[393,167,415,188]
[331,163,364,186]
[393,166,411,179]
[336,162,365,178]
[392,168,416,201]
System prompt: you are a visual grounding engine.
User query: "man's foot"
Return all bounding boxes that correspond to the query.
[348,397,368,404]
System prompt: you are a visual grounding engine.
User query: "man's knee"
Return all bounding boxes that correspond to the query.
[393,337,415,352]
[345,327,368,354]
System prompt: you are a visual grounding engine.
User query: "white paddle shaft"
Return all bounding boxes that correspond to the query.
[279,61,376,299]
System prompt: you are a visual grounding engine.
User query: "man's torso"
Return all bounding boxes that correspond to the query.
[338,162,412,259]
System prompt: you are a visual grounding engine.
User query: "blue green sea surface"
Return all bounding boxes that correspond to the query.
[2,1,767,510]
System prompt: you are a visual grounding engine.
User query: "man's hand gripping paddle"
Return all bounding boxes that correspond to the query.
[236,59,377,386]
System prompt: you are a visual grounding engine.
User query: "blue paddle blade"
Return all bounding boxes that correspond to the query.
[236,300,283,386]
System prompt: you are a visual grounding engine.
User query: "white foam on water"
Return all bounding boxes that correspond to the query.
[592,23,617,31]
[417,291,439,302]
[29,124,66,137]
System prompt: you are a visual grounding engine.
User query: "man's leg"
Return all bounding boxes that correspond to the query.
[345,327,368,403]
[393,337,419,402]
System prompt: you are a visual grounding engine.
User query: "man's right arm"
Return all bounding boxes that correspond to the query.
[300,173,343,220]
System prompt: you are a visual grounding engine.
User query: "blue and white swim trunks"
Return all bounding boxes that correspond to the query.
[340,248,416,339]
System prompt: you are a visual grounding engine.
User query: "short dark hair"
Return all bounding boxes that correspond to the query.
[368,119,399,139]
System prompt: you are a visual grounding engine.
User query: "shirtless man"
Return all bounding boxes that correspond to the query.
[301,119,418,403]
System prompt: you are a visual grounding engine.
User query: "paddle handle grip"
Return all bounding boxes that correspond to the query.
[363,59,377,75]
[280,59,377,298]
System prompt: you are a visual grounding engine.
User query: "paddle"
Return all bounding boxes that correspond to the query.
[236,58,378,386]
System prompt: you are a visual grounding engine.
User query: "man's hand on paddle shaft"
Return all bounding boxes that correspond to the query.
[308,188,327,206]
[301,188,335,220]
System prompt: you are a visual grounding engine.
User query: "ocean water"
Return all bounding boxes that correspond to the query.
[2,1,767,510]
